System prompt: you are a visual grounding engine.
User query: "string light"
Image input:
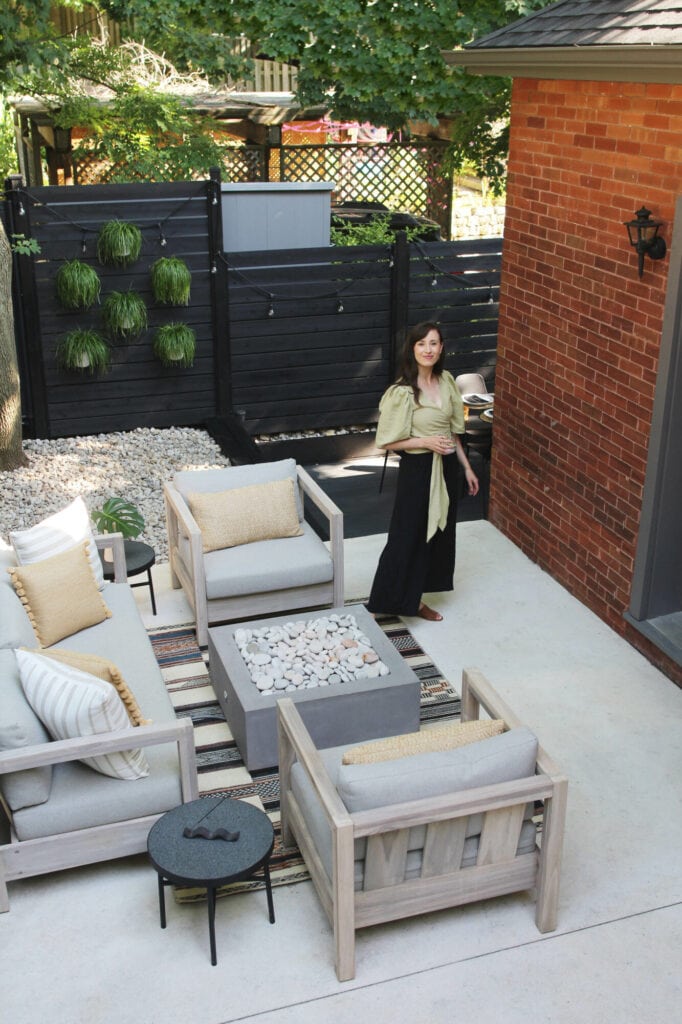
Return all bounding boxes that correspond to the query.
[211,260,217,274]
[268,301,275,317]
[158,223,167,247]
[337,299,344,313]
[81,232,87,254]
[432,276,438,287]
[18,203,25,216]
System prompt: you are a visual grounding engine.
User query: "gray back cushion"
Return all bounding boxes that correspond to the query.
[173,458,303,521]
[337,726,539,812]
[0,649,52,810]
[0,546,37,650]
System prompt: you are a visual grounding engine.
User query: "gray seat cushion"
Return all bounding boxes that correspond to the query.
[203,522,333,600]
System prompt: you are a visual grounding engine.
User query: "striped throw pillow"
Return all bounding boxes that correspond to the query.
[10,496,105,590]
[15,649,149,781]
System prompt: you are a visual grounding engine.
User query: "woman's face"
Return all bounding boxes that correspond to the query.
[413,328,443,369]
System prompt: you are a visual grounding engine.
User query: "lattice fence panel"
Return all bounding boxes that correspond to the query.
[280,143,452,236]
[73,146,265,186]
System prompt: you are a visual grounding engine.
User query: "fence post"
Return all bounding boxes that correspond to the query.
[389,230,409,380]
[208,167,232,418]
[4,175,49,438]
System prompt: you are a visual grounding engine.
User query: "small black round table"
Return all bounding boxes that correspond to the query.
[147,796,275,966]
[100,539,157,615]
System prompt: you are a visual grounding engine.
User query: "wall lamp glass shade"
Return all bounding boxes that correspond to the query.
[624,206,667,277]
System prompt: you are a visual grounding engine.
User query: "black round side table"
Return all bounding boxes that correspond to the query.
[147,796,275,965]
[100,539,157,614]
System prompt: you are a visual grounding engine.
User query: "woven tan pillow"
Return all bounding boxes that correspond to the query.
[342,719,506,765]
[28,648,150,726]
[188,478,303,553]
[7,542,111,647]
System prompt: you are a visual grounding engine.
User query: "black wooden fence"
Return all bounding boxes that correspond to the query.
[4,174,501,441]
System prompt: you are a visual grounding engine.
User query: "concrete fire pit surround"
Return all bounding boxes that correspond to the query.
[207,604,421,771]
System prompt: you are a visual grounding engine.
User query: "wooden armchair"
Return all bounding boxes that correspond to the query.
[278,668,568,981]
[164,459,344,646]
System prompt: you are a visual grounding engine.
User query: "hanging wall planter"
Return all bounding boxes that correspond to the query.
[153,322,196,367]
[55,260,102,310]
[150,256,191,305]
[57,329,111,375]
[97,220,142,267]
[102,290,148,339]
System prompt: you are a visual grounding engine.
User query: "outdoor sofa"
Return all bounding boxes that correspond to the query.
[0,517,197,912]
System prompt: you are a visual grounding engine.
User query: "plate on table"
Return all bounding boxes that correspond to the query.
[462,393,494,407]
[480,408,494,423]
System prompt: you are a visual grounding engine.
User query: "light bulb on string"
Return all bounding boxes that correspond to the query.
[81,233,87,254]
[18,202,25,216]
[211,260,217,274]
[158,223,167,247]
[431,275,438,287]
[337,299,344,313]
[267,301,275,317]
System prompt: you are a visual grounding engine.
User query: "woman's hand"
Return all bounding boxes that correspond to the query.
[423,434,455,455]
[464,465,479,496]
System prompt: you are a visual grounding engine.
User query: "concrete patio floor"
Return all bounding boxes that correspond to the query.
[2,521,681,1023]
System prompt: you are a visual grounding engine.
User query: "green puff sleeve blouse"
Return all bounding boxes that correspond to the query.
[375,370,465,541]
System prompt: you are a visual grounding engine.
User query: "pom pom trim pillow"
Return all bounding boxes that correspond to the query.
[15,649,149,781]
[10,496,105,590]
[7,542,111,647]
[27,648,150,727]
[188,477,303,552]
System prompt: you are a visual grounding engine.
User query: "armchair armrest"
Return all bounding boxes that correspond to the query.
[0,718,199,803]
[94,532,126,584]
[297,466,344,606]
[163,481,208,638]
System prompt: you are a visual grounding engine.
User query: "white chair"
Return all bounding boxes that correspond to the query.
[164,458,344,646]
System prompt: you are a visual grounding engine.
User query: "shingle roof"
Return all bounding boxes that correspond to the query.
[467,0,682,49]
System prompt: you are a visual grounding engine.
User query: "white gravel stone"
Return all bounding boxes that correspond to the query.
[234,613,389,694]
[0,426,230,563]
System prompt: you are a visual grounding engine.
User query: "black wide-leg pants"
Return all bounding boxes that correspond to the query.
[367,451,459,616]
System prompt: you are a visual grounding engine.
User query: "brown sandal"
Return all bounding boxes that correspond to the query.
[417,604,443,621]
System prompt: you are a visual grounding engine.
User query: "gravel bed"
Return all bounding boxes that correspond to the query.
[0,427,230,563]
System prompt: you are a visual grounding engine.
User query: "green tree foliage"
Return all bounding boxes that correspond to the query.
[102,0,553,183]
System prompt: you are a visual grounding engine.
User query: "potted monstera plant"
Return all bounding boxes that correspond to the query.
[97,220,142,267]
[150,256,191,305]
[153,322,196,367]
[102,290,148,338]
[91,497,145,539]
[56,329,111,374]
[55,260,102,310]
[91,497,145,563]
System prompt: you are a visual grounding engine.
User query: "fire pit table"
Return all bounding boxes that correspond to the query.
[208,604,420,770]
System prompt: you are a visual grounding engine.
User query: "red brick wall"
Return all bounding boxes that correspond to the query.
[491,77,682,685]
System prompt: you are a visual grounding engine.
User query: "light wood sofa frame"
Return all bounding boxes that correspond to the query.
[278,667,568,981]
[164,465,344,647]
[0,718,197,912]
[0,534,198,912]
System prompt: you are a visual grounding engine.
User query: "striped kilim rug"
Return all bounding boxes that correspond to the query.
[148,615,460,903]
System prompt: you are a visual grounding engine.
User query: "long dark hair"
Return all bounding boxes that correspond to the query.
[396,321,445,403]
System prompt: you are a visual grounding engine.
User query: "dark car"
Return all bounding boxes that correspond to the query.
[331,201,442,241]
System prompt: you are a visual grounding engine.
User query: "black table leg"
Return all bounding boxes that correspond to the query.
[157,873,167,929]
[207,885,218,966]
[147,568,157,615]
[263,860,275,924]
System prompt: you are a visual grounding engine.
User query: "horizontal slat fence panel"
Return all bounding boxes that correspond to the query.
[6,173,501,440]
[224,245,394,434]
[7,179,218,437]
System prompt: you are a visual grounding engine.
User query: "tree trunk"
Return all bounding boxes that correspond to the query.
[0,219,28,470]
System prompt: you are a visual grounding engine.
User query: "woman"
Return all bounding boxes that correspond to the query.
[367,322,479,621]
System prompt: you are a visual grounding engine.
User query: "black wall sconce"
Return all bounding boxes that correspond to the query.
[624,206,667,278]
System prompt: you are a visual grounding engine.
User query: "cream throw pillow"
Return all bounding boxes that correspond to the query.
[7,542,111,647]
[188,477,303,552]
[15,649,149,781]
[28,648,150,727]
[342,719,506,765]
[10,496,105,590]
